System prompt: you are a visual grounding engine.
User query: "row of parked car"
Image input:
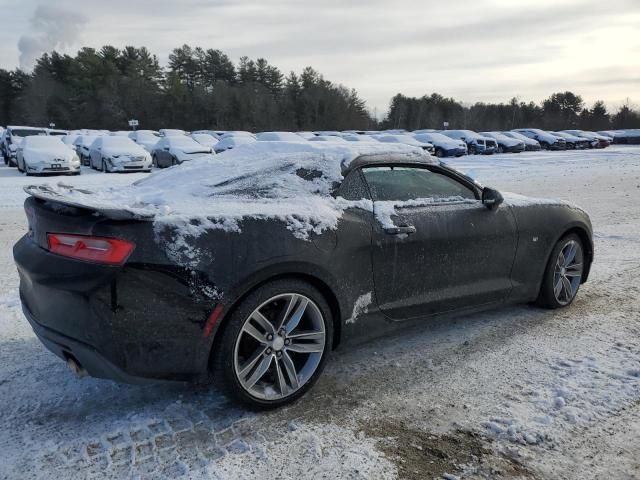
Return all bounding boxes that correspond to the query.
[0,124,627,176]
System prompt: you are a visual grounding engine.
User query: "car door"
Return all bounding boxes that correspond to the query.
[89,138,102,169]
[156,139,170,167]
[363,164,518,320]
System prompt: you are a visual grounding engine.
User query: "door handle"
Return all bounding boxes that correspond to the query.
[384,225,416,235]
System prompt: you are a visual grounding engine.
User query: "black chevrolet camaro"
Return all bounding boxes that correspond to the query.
[14,144,593,408]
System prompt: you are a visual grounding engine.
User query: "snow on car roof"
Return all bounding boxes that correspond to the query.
[29,142,430,253]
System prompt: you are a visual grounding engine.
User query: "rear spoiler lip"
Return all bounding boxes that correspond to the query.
[23,184,155,221]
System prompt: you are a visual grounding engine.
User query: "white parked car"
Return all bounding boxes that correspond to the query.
[256,132,307,142]
[1,126,46,166]
[192,130,220,139]
[16,136,81,176]
[190,133,220,149]
[441,130,491,154]
[341,134,380,143]
[129,130,160,152]
[159,129,187,137]
[219,131,256,139]
[89,136,152,173]
[73,135,100,166]
[375,134,435,154]
[213,136,257,153]
[412,132,466,157]
[152,136,216,168]
[308,135,348,143]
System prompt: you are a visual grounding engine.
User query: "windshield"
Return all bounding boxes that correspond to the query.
[12,129,45,137]
[170,137,200,147]
[25,136,64,148]
[102,137,137,148]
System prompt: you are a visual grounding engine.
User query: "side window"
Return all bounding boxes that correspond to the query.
[362,166,477,202]
[337,170,371,200]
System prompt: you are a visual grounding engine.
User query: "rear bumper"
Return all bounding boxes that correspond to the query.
[13,234,214,384]
[23,302,154,384]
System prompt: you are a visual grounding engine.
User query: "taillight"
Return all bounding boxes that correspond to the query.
[47,233,135,265]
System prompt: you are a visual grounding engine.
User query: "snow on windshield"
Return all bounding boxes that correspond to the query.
[24,136,64,148]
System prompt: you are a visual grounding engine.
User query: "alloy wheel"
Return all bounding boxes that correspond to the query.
[233,293,326,401]
[553,240,583,305]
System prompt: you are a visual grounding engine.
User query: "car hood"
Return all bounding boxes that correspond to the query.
[173,146,212,155]
[103,146,147,157]
[24,146,75,162]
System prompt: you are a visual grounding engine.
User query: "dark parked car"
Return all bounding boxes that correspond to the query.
[14,144,593,409]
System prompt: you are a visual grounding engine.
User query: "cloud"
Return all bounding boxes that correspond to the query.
[18,5,88,70]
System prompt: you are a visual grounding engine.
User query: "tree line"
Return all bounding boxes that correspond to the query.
[0,45,373,131]
[0,44,639,132]
[383,92,640,132]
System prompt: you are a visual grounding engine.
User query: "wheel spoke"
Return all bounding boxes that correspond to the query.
[244,354,273,389]
[287,330,324,341]
[274,358,288,396]
[284,298,309,334]
[276,294,299,331]
[242,323,268,343]
[562,276,573,300]
[250,310,275,336]
[238,346,268,378]
[554,277,563,298]
[287,341,324,354]
[557,252,566,269]
[564,242,577,266]
[280,351,300,390]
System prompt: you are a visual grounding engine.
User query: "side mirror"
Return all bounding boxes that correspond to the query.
[482,187,504,209]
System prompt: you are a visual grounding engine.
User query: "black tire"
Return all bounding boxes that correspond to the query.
[152,155,158,168]
[536,233,584,309]
[171,157,177,166]
[497,145,504,154]
[17,159,24,173]
[212,279,333,409]
[435,148,444,158]
[101,159,107,172]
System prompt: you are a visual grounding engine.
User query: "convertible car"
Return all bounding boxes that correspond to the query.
[13,142,593,408]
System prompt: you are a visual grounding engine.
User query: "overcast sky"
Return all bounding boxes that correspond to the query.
[1,0,639,115]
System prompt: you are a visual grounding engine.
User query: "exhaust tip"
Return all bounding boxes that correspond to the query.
[65,355,88,378]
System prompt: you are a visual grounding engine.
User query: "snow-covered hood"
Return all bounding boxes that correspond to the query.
[172,145,212,155]
[25,142,429,241]
[23,144,75,163]
[103,145,148,158]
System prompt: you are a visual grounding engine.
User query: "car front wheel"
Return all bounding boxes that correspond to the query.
[212,279,333,409]
[537,234,584,309]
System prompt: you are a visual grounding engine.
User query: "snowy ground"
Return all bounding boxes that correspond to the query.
[0,147,639,479]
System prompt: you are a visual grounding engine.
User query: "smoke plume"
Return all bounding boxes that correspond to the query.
[18,5,88,71]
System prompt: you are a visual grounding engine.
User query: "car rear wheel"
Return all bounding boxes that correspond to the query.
[537,234,584,309]
[212,279,333,409]
[435,148,444,158]
[498,145,504,154]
